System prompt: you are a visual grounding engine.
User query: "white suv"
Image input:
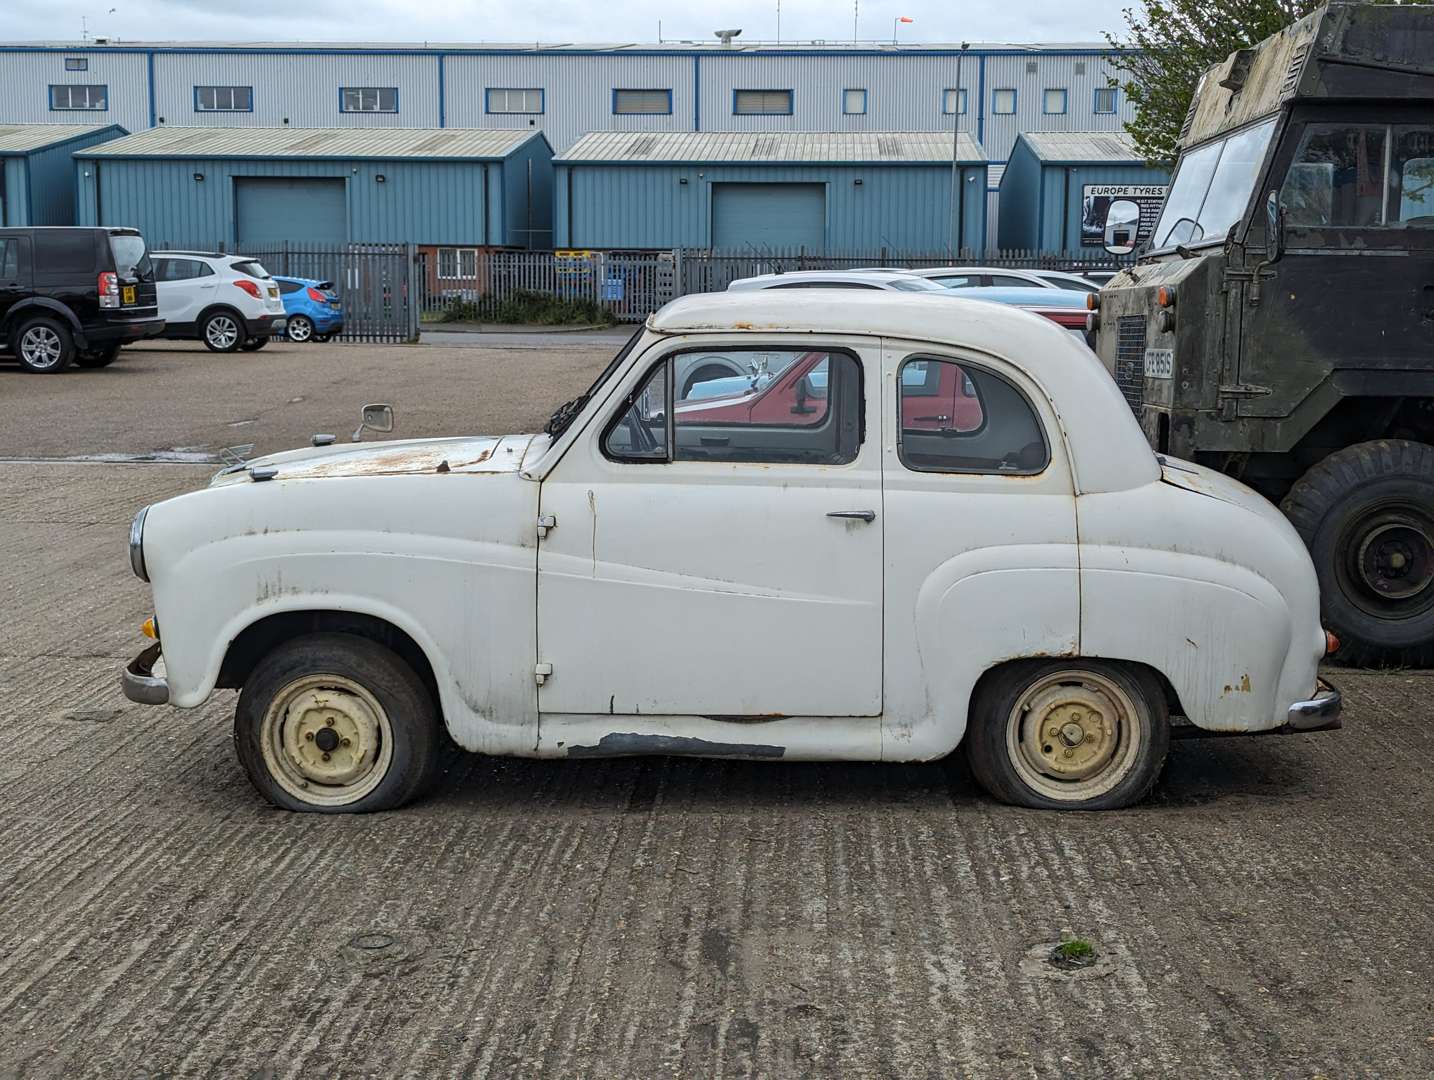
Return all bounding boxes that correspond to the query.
[151,252,288,352]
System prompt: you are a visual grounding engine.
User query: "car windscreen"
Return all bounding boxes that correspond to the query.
[545,326,645,438]
[231,260,271,279]
[108,234,153,281]
[889,278,947,292]
[1151,117,1278,249]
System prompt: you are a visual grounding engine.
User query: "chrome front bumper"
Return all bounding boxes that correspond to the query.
[122,642,169,706]
[1283,679,1342,734]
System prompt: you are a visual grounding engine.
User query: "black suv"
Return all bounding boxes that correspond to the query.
[0,227,164,373]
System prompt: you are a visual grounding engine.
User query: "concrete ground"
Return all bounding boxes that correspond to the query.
[2,340,1433,1077]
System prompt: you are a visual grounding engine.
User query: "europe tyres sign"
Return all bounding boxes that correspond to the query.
[1081,184,1168,247]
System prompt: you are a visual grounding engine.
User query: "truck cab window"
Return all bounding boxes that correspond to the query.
[1391,127,1434,226]
[1282,125,1387,227]
[1152,117,1277,249]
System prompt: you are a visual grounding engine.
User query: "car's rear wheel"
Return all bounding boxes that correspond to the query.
[240,336,269,352]
[234,633,445,813]
[12,316,74,373]
[286,315,314,343]
[965,660,1169,810]
[75,342,122,368]
[201,310,243,352]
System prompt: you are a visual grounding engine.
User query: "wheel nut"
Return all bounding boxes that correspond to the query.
[1064,749,1074,758]
[322,752,331,762]
[341,737,351,747]
[325,717,336,727]
[305,731,315,742]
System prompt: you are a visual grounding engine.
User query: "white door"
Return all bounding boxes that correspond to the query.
[536,339,883,718]
[155,257,218,326]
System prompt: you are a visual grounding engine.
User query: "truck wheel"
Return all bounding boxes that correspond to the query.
[201,310,243,352]
[1282,440,1434,666]
[234,633,446,813]
[965,660,1169,810]
[12,316,74,373]
[75,343,121,368]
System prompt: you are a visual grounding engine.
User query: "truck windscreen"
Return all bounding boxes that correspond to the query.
[1152,117,1278,249]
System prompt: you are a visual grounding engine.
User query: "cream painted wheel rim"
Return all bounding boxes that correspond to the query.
[259,674,393,807]
[1005,669,1143,802]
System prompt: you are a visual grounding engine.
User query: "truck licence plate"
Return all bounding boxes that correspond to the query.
[1143,348,1174,379]
[122,285,136,305]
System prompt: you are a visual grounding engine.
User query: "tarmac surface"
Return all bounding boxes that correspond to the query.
[2,339,1433,1077]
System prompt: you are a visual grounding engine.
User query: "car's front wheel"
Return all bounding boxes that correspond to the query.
[234,633,446,813]
[286,315,314,343]
[12,316,74,373]
[964,660,1169,810]
[201,310,244,352]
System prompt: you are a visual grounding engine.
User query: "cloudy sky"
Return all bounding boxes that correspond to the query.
[6,0,1132,45]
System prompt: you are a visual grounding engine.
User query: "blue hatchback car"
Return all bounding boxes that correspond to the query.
[272,276,344,342]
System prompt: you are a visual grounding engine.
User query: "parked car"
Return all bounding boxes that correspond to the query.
[0,226,163,373]
[906,266,1102,293]
[727,269,951,293]
[122,291,1340,815]
[273,276,344,343]
[151,252,287,352]
[955,286,1093,336]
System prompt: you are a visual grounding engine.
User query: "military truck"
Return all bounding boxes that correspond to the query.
[1090,2,1434,664]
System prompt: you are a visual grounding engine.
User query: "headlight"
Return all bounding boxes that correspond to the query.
[129,505,150,582]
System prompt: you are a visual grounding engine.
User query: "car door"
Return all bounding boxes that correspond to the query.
[155,258,216,328]
[0,233,32,326]
[535,336,884,719]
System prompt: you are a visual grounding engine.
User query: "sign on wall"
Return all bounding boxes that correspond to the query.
[1080,184,1168,247]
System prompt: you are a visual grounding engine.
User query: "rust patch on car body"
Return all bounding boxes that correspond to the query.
[566,733,785,758]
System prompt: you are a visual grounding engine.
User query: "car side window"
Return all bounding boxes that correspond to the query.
[898,356,1048,474]
[988,274,1035,288]
[277,279,303,294]
[33,231,97,275]
[604,348,862,465]
[0,236,26,281]
[932,274,980,288]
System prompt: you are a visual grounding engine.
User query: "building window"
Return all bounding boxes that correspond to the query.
[486,88,543,114]
[341,87,398,113]
[942,88,968,115]
[195,85,253,112]
[1094,87,1118,114]
[64,58,88,72]
[992,89,1016,115]
[1043,89,1067,115]
[49,84,107,111]
[842,89,867,115]
[613,89,672,115]
[437,247,479,279]
[733,89,793,116]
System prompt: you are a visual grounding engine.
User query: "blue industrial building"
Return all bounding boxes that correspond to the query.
[554,131,987,252]
[997,131,1169,253]
[0,123,126,225]
[73,126,553,250]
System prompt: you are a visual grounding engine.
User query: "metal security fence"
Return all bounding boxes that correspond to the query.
[417,247,1129,325]
[153,240,420,343]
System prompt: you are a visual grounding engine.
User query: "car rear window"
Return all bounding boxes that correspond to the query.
[231,260,271,279]
[108,234,152,280]
[35,231,99,275]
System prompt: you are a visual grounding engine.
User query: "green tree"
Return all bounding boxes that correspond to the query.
[1106,0,1318,166]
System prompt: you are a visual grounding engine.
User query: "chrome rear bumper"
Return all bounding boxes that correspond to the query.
[1283,679,1342,734]
[122,642,169,706]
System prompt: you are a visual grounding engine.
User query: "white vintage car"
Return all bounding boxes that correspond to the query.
[122,292,1341,813]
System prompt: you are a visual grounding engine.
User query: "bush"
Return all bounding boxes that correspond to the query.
[433,290,615,326]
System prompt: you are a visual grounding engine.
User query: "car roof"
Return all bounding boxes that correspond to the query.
[955,286,1089,307]
[154,250,237,260]
[728,269,923,289]
[906,266,1049,283]
[646,290,1157,495]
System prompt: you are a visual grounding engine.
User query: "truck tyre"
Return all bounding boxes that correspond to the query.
[234,632,446,813]
[965,659,1169,811]
[1282,440,1434,666]
[75,343,121,368]
[11,316,74,373]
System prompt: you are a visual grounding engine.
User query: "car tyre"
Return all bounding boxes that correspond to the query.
[239,337,269,352]
[965,659,1169,811]
[201,310,244,352]
[1282,439,1434,666]
[234,632,446,814]
[12,316,74,373]
[75,342,122,368]
[286,315,314,343]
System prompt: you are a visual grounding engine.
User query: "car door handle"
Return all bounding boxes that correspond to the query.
[827,510,876,523]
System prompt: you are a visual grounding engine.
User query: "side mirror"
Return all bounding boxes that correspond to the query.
[1265,190,1285,263]
[352,403,395,442]
[1103,199,1142,256]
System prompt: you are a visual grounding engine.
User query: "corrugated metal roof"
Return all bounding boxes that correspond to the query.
[0,124,117,154]
[557,131,985,164]
[24,39,1114,54]
[78,126,542,160]
[1018,130,1141,162]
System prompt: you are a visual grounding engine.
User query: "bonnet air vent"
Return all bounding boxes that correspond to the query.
[1280,43,1311,98]
[1178,97,1197,143]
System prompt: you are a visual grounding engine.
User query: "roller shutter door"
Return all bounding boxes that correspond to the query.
[711,183,825,251]
[235,177,347,247]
